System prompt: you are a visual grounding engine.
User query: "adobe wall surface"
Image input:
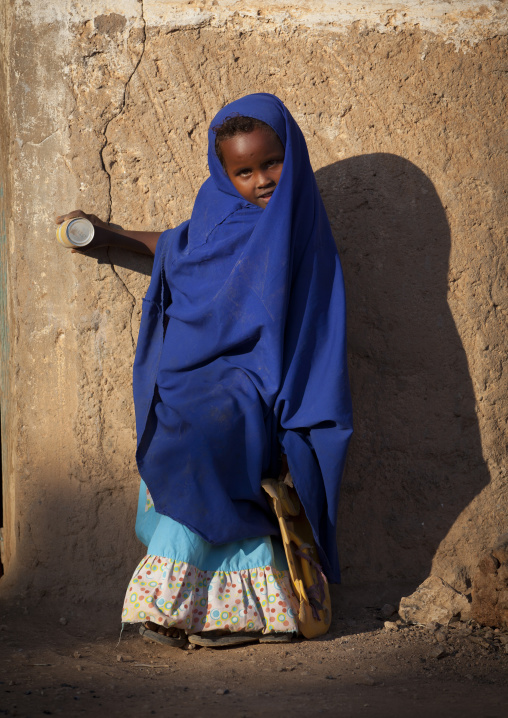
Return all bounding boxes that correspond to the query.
[0,1,506,609]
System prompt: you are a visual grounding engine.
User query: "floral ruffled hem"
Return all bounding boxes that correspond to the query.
[122,555,300,635]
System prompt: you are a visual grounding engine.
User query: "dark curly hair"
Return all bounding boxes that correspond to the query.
[213,114,280,169]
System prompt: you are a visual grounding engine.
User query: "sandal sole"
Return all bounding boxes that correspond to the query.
[188,633,260,648]
[259,633,294,643]
[139,624,187,648]
[188,632,295,648]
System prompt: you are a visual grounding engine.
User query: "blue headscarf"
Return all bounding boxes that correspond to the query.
[133,94,352,582]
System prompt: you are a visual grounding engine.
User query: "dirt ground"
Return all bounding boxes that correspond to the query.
[1,590,507,718]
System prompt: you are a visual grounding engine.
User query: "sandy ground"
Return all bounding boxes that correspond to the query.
[1,590,507,718]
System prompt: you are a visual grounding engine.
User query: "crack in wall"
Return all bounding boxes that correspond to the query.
[99,1,146,354]
[99,5,146,219]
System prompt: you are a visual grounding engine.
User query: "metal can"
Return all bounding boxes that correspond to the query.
[56,217,95,248]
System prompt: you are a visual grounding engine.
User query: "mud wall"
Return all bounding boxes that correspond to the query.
[0,1,506,608]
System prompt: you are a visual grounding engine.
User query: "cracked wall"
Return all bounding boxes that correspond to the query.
[1,1,507,608]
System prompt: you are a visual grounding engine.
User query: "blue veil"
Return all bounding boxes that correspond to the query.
[133,94,352,582]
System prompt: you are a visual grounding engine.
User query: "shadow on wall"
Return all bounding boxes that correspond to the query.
[83,242,154,277]
[316,154,489,596]
[2,472,142,611]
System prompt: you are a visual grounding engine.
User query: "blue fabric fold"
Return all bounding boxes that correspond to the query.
[133,93,352,582]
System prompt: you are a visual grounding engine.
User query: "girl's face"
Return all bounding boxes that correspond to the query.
[220,127,285,209]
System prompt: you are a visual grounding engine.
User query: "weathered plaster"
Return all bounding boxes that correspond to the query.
[0,0,13,572]
[19,1,508,47]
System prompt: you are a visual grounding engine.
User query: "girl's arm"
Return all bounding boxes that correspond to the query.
[55,210,162,256]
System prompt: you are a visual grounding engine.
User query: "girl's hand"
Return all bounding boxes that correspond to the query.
[55,209,109,252]
[55,209,109,229]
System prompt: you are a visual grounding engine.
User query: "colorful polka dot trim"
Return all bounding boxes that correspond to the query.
[122,555,299,635]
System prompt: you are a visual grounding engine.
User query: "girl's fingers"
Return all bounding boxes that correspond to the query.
[55,209,88,224]
[55,211,109,232]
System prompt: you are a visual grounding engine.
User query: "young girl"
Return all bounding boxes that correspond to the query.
[57,93,352,648]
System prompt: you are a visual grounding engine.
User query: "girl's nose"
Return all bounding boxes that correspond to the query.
[255,171,273,188]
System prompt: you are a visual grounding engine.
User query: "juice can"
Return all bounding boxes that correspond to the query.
[56,217,95,248]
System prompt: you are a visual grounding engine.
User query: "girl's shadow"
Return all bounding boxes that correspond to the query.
[316,154,489,599]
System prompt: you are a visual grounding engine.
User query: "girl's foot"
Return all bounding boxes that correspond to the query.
[145,621,183,639]
[139,621,188,648]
